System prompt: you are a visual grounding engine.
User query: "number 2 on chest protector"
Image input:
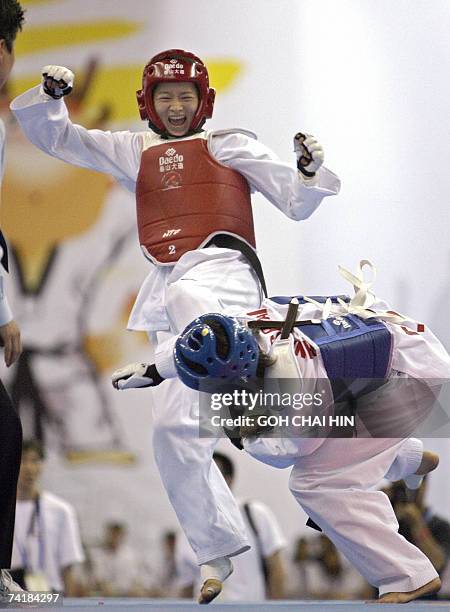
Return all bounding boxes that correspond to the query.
[169,245,176,255]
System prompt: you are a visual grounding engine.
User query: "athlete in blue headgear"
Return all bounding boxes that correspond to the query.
[112,262,449,603]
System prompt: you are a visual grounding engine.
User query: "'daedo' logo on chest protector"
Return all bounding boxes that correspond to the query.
[159,147,185,189]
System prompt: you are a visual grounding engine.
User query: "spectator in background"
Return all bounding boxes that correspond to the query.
[175,452,286,601]
[69,542,97,597]
[10,440,84,594]
[290,535,370,600]
[313,535,369,600]
[154,531,178,597]
[385,477,450,596]
[289,537,317,598]
[90,522,152,597]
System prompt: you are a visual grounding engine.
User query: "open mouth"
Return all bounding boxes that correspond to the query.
[168,116,187,127]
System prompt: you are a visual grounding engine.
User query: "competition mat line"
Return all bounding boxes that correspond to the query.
[57,598,450,611]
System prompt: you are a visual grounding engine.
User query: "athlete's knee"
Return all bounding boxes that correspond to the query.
[166,278,191,306]
[288,470,304,498]
[166,277,220,333]
[152,420,172,448]
[165,280,201,332]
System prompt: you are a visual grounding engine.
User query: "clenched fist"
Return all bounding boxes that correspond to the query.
[0,320,21,367]
[111,362,164,390]
[41,65,74,99]
[294,132,324,177]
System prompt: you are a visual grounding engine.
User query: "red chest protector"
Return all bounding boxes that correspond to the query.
[136,137,256,265]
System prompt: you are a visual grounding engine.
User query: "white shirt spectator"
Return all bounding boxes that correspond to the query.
[304,557,369,600]
[90,543,143,595]
[176,499,285,601]
[439,558,450,597]
[11,491,84,591]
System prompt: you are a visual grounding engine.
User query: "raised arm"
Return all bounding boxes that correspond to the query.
[209,131,341,220]
[10,66,143,192]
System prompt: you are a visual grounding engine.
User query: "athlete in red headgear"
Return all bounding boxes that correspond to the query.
[11,49,341,603]
[136,49,215,135]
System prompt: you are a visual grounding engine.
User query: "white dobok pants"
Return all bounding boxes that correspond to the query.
[289,437,439,594]
[151,251,262,564]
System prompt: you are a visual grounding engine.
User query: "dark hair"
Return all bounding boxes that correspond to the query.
[213,451,234,481]
[22,439,45,460]
[0,0,25,52]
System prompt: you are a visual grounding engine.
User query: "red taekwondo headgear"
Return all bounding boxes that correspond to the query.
[136,49,216,135]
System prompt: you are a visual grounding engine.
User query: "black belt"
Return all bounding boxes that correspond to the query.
[205,235,267,296]
[0,230,9,272]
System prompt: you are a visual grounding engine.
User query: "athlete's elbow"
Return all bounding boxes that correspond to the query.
[287,202,315,221]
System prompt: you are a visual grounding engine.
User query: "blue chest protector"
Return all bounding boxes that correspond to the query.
[270,295,393,382]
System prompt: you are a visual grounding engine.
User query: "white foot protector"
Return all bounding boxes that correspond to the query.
[199,557,233,604]
[404,474,424,490]
[200,556,233,583]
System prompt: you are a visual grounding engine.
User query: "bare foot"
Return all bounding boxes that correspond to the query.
[198,578,223,604]
[375,577,441,603]
[404,451,439,489]
[198,555,232,603]
[415,451,439,475]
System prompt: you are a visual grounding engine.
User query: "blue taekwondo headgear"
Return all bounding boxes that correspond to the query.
[174,313,259,391]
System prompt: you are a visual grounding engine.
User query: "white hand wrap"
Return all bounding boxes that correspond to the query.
[41,65,74,99]
[111,362,160,390]
[294,132,325,176]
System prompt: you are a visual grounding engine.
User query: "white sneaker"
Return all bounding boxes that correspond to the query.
[404,473,424,490]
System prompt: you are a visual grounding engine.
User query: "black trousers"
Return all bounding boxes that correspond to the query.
[0,379,22,569]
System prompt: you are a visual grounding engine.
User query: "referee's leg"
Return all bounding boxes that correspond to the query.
[0,379,22,569]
